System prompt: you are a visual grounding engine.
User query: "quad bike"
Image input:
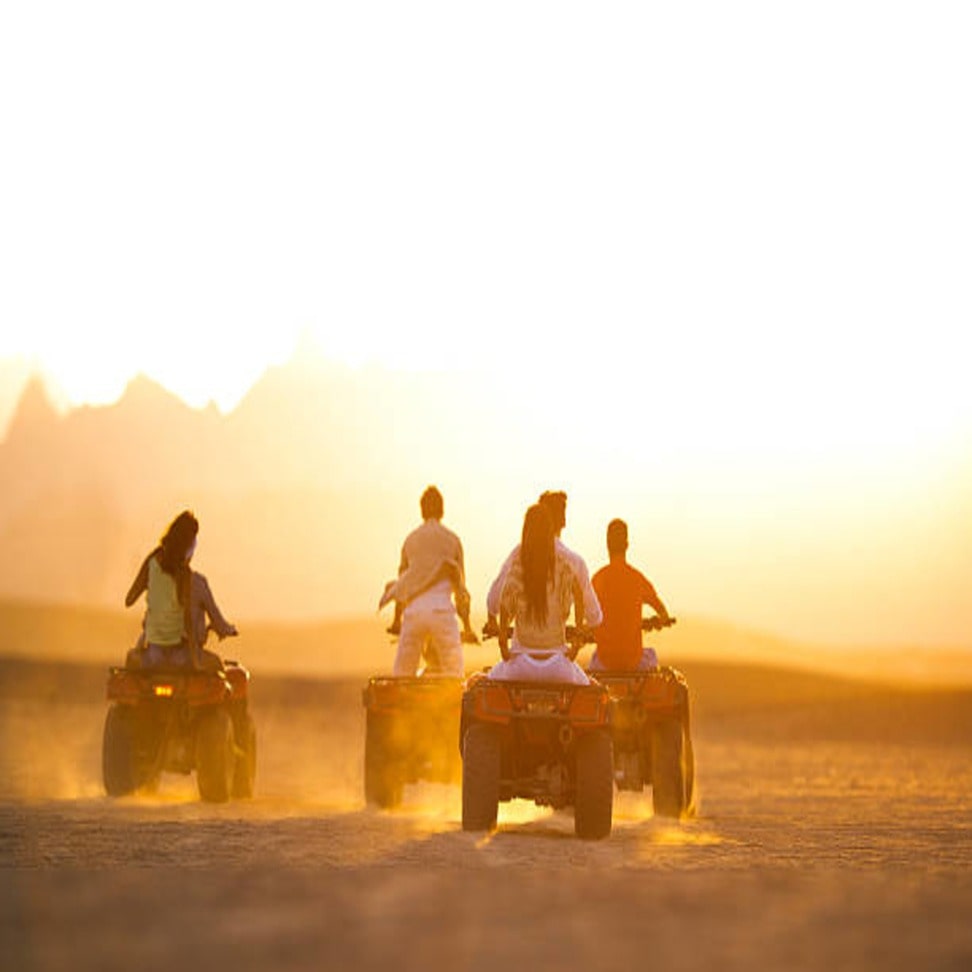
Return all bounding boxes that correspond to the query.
[102,645,256,803]
[459,626,615,840]
[362,675,464,809]
[587,616,696,819]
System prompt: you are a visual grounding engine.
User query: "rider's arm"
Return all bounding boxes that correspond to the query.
[124,551,154,607]
[486,546,518,620]
[194,572,237,639]
[590,572,605,631]
[498,604,512,660]
[497,568,519,660]
[570,552,603,627]
[641,575,670,622]
[455,537,467,589]
[567,577,585,659]
[572,577,585,629]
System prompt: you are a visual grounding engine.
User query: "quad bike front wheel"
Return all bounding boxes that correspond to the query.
[461,724,500,832]
[195,708,235,803]
[574,729,614,840]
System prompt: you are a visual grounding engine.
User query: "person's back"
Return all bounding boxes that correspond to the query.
[592,560,656,669]
[144,555,185,647]
[502,550,575,652]
[400,518,463,609]
[590,519,670,671]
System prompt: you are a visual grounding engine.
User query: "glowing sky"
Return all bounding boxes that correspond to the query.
[1,2,969,444]
[1,4,971,648]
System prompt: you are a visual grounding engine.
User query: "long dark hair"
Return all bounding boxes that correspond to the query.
[520,503,556,625]
[156,510,198,605]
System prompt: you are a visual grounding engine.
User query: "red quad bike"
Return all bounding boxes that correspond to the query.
[102,653,257,803]
[362,676,464,809]
[588,616,696,819]
[459,626,615,840]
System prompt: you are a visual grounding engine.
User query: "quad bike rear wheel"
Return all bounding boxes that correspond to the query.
[103,704,140,797]
[232,711,257,799]
[574,729,614,840]
[684,730,697,816]
[195,708,235,803]
[364,710,404,809]
[651,718,693,818]
[461,724,501,832]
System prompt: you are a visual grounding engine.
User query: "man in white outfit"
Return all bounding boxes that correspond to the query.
[392,486,467,677]
[485,490,602,652]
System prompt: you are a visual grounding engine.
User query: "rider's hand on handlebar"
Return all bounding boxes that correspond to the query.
[641,615,676,632]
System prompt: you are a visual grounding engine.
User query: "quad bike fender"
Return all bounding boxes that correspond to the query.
[222,661,250,701]
[461,678,611,728]
[592,666,688,716]
[106,668,233,706]
[362,676,464,715]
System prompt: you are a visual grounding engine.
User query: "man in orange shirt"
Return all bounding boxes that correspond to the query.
[589,519,672,671]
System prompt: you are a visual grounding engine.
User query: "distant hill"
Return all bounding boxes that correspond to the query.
[2,348,971,650]
[0,352,502,619]
[2,597,969,686]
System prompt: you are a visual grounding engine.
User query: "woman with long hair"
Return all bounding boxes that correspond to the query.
[125,510,223,670]
[490,504,588,684]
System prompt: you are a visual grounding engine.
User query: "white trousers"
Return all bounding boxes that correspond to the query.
[394,607,463,677]
[488,651,590,685]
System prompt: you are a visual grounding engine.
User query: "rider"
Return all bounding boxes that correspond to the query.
[188,569,238,653]
[489,503,589,684]
[388,486,472,677]
[589,518,672,671]
[124,510,229,671]
[485,489,602,634]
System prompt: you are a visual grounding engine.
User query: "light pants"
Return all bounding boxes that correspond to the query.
[488,650,590,685]
[394,607,463,677]
[588,647,659,672]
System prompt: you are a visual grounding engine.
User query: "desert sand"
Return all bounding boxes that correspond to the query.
[2,652,972,972]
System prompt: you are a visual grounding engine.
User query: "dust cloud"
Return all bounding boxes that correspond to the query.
[4,656,972,971]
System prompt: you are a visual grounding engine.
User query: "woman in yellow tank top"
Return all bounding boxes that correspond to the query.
[125,510,203,668]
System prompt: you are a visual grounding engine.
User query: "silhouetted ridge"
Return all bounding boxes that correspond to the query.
[117,373,194,417]
[6,374,59,442]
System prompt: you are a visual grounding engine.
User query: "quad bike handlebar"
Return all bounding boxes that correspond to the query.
[480,615,676,657]
[642,615,677,632]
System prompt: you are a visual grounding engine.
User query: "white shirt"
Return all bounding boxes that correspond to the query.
[399,519,464,615]
[486,538,603,627]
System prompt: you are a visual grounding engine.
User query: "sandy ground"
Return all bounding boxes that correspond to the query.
[2,656,972,972]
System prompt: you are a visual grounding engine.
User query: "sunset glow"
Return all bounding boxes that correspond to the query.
[2,4,969,441]
[0,3,970,650]
[4,9,972,970]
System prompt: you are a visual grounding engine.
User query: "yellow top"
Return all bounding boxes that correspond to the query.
[145,556,184,646]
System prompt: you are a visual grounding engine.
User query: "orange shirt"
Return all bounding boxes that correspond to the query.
[591,560,659,669]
